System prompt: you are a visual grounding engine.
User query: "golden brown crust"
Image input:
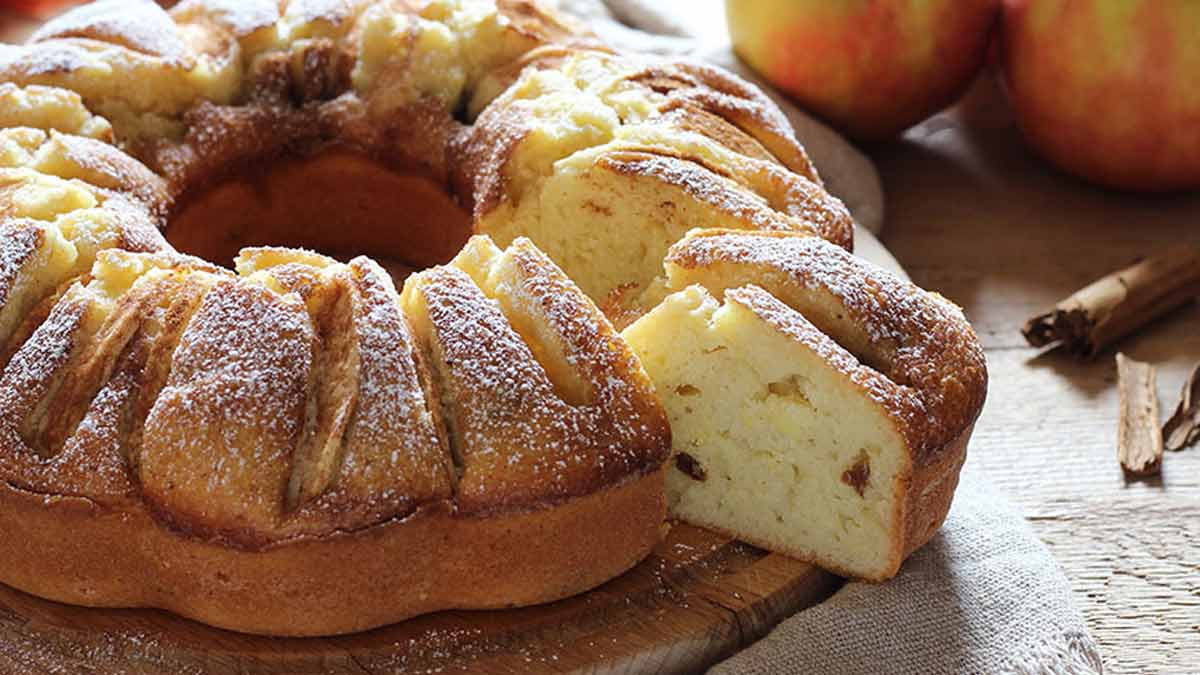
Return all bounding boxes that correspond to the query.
[660,60,821,182]
[0,220,46,310]
[660,229,987,578]
[31,0,194,66]
[170,0,281,41]
[596,150,852,251]
[0,237,669,634]
[0,464,665,636]
[453,48,851,253]
[898,422,970,566]
[402,240,670,514]
[650,105,778,165]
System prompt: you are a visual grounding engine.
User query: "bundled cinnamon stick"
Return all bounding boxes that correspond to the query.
[1116,353,1163,477]
[1163,362,1200,451]
[1023,248,1200,358]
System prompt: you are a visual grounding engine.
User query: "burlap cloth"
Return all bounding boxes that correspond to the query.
[555,1,1106,672]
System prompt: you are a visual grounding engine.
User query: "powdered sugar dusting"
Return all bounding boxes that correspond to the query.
[47,343,141,500]
[0,286,88,446]
[668,230,987,464]
[601,150,792,232]
[31,0,190,66]
[415,256,667,514]
[139,279,313,544]
[0,220,43,309]
[292,256,455,532]
[173,0,279,40]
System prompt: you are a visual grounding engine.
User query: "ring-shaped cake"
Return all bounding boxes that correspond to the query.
[0,0,983,636]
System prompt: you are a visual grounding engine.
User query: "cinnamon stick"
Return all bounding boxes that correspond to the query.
[1116,353,1163,477]
[1163,362,1200,451]
[1022,248,1200,358]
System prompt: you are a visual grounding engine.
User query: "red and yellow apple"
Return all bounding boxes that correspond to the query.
[726,0,1000,142]
[1001,1,1200,192]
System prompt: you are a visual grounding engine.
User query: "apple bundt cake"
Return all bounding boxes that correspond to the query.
[0,0,984,636]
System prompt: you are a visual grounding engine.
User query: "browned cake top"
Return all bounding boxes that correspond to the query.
[452,47,852,251]
[0,0,854,547]
[404,238,669,514]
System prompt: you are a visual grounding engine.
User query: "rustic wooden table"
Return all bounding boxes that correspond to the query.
[877,72,1200,674]
[3,6,1199,672]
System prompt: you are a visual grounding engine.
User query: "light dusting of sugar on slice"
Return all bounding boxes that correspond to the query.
[417,255,667,513]
[139,279,313,544]
[668,230,987,462]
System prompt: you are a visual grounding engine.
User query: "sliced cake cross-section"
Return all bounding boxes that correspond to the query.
[622,229,987,580]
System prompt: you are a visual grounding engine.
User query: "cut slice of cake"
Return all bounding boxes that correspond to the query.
[621,229,987,580]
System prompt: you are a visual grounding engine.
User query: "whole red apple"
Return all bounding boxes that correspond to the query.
[726,0,1000,142]
[1001,1,1200,192]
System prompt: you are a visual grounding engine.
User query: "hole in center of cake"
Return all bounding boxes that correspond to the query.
[166,151,473,285]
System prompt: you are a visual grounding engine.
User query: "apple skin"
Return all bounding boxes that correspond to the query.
[727,0,1000,142]
[1001,1,1200,192]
